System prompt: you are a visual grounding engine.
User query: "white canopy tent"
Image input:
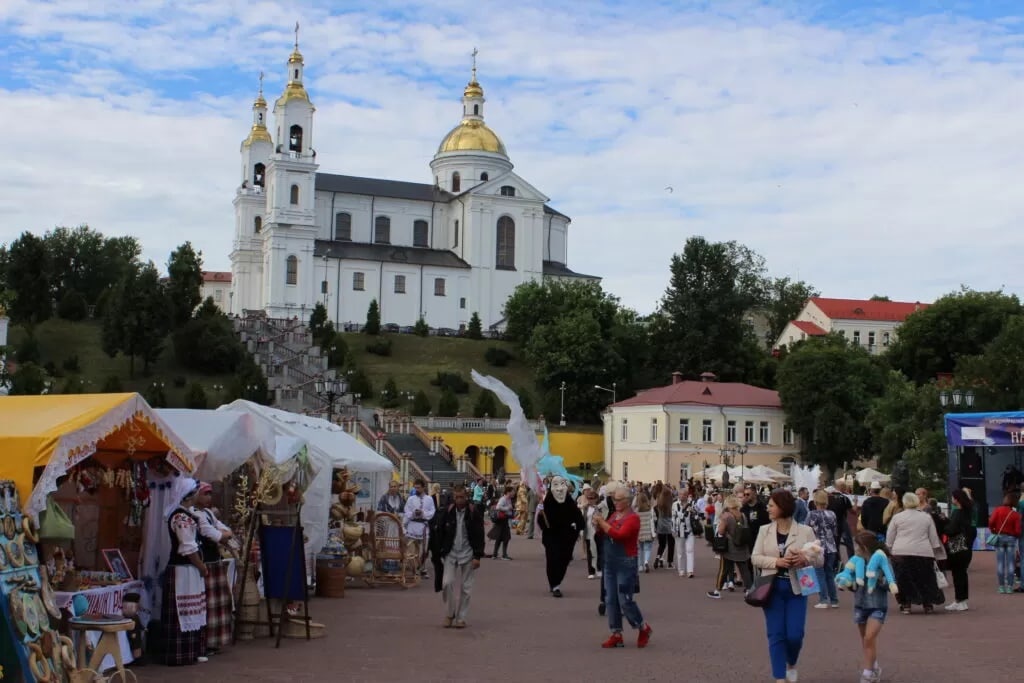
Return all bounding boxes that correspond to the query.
[218,400,395,565]
[750,465,792,482]
[155,409,276,481]
[855,467,891,485]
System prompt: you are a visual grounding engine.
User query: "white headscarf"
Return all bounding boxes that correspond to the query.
[163,476,199,519]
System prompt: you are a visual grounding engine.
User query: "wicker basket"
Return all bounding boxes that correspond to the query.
[282,617,326,639]
[315,559,347,598]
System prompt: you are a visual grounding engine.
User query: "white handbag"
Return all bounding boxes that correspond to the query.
[934,562,949,589]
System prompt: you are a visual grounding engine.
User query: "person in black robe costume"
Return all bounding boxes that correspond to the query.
[537,476,584,597]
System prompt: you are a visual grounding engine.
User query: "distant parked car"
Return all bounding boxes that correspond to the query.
[437,328,457,337]
[382,323,400,333]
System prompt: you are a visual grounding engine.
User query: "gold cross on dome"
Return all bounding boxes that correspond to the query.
[471,47,478,80]
[294,21,300,49]
[258,70,264,95]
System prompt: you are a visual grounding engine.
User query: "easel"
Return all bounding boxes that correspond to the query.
[233,505,311,648]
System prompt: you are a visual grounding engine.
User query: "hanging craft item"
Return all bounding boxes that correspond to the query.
[3,515,16,540]
[22,515,39,543]
[22,592,40,636]
[6,535,24,567]
[38,566,60,619]
[27,642,53,683]
[23,539,37,566]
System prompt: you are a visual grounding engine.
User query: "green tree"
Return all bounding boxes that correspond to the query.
[348,367,373,399]
[185,382,209,409]
[60,377,86,394]
[144,381,168,408]
[308,302,330,340]
[473,390,498,417]
[437,389,460,417]
[57,290,89,321]
[467,312,483,340]
[649,237,769,383]
[15,335,40,364]
[777,335,887,474]
[6,232,53,324]
[102,261,172,377]
[173,298,244,374]
[43,225,118,305]
[9,362,48,395]
[411,389,432,415]
[166,242,204,327]
[227,356,271,405]
[101,375,124,393]
[364,299,381,335]
[870,295,891,301]
[956,314,1024,411]
[889,289,1021,385]
[764,277,819,347]
[380,376,400,408]
[322,331,348,367]
[413,316,429,337]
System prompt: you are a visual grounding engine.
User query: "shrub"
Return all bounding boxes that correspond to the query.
[348,368,373,398]
[44,361,63,378]
[380,377,401,408]
[411,390,432,415]
[437,389,460,417]
[185,382,208,409]
[518,387,535,419]
[484,347,512,367]
[467,312,483,340]
[172,312,244,374]
[472,390,497,418]
[365,338,392,357]
[413,316,429,337]
[364,300,381,335]
[62,355,80,372]
[430,371,469,394]
[57,290,89,321]
[60,377,86,394]
[144,382,168,408]
[15,336,40,364]
[172,375,187,388]
[101,375,124,393]
[324,332,348,366]
[9,362,47,395]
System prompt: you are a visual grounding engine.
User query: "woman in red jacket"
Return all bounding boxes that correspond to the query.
[593,489,653,649]
[988,492,1022,593]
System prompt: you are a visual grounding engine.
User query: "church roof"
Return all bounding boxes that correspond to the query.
[314,240,471,269]
[542,260,600,280]
[315,173,454,202]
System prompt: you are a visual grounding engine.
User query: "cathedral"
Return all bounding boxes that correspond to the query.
[229,37,598,331]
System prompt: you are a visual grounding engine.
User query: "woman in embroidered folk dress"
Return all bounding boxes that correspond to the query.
[160,477,209,666]
[195,481,235,653]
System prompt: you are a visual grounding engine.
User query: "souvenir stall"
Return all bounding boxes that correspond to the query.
[0,393,195,682]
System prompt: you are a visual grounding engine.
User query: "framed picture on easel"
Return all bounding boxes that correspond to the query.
[101,548,133,580]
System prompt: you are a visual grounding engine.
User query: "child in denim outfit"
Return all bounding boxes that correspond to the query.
[850,531,896,683]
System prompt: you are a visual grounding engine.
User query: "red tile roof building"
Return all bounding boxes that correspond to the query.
[775,297,929,354]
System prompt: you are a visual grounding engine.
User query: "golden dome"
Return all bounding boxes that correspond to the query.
[288,49,303,64]
[243,125,273,147]
[275,82,310,107]
[464,80,483,98]
[437,119,507,156]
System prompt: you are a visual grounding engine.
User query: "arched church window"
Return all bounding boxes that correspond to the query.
[413,219,429,247]
[294,69,299,79]
[335,213,352,241]
[289,125,303,153]
[474,104,479,115]
[480,172,489,181]
[254,216,262,233]
[454,219,459,248]
[286,255,298,285]
[374,216,391,244]
[452,172,461,193]
[253,163,265,187]
[496,216,515,269]
[290,184,299,205]
[500,186,516,197]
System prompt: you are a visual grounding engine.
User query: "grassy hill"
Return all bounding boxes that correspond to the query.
[4,320,538,413]
[338,332,536,414]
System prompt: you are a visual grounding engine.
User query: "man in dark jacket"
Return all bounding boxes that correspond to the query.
[433,484,485,628]
[739,484,768,585]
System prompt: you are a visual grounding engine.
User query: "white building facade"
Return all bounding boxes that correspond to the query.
[774,297,929,355]
[230,43,596,330]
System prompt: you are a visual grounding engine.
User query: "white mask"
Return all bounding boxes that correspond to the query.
[551,477,568,504]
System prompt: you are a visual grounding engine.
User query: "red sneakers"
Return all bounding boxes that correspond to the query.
[637,623,653,648]
[601,632,624,648]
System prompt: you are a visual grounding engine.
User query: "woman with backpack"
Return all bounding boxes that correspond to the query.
[653,489,676,570]
[707,494,752,599]
[672,487,702,577]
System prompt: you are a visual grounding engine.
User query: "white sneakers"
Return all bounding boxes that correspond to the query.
[944,601,968,612]
[786,668,798,682]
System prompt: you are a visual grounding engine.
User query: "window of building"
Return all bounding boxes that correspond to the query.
[500,185,515,197]
[759,421,770,444]
[214,289,222,302]
[726,420,737,443]
[853,330,861,346]
[679,463,691,484]
[254,216,262,233]
[394,274,406,293]
[650,418,659,442]
[783,426,795,445]
[352,272,365,291]
[780,458,796,478]
[289,124,303,152]
[744,421,755,444]
[868,331,876,350]
[334,213,351,241]
[285,255,298,285]
[473,104,480,115]
[452,172,461,192]
[289,184,299,205]
[480,172,488,181]
[253,163,265,187]
[374,216,391,244]
[622,461,629,480]
[883,331,890,346]
[453,219,459,248]
[678,419,690,442]
[434,278,446,296]
[496,216,515,269]
[413,219,429,247]
[459,297,466,309]
[702,419,713,443]
[620,418,628,441]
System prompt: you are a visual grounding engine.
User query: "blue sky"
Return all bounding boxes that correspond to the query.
[1,0,1022,314]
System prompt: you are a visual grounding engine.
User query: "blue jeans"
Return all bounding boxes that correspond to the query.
[763,576,807,680]
[604,555,644,632]
[638,540,653,568]
[814,551,838,604]
[995,534,1016,587]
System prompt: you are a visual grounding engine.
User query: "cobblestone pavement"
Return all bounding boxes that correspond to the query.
[136,537,1006,683]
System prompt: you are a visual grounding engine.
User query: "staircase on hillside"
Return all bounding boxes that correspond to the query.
[385,433,465,486]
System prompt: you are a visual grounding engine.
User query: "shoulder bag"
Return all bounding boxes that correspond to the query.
[745,572,778,607]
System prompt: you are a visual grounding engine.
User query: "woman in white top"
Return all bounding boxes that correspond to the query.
[886,492,946,614]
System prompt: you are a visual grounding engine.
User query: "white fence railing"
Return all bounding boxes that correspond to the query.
[411,416,545,432]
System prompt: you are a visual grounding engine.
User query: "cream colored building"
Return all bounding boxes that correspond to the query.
[602,372,801,485]
[775,297,928,355]
[200,271,233,311]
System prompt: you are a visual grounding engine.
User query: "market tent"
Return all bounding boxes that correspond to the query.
[750,465,792,482]
[155,409,276,482]
[855,467,891,485]
[218,400,394,564]
[0,393,195,519]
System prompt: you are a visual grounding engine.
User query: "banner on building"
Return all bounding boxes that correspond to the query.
[944,412,1024,447]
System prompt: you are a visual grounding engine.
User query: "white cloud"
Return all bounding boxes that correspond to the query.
[1,1,1023,313]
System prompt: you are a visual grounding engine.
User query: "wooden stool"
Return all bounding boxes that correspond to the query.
[69,617,134,678]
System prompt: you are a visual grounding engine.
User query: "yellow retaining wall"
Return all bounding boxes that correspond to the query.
[427,429,604,477]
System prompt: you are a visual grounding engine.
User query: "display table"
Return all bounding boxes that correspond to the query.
[57,582,145,669]
[69,616,134,679]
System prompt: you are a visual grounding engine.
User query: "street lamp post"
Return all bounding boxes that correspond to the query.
[594,382,617,405]
[559,381,567,427]
[315,376,350,423]
[939,389,975,410]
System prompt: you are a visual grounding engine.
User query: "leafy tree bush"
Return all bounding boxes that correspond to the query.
[413,316,429,337]
[185,382,208,409]
[430,371,469,394]
[348,367,373,399]
[144,381,168,408]
[323,331,348,366]
[437,389,460,417]
[484,347,512,367]
[57,290,89,321]
[365,338,392,357]
[101,375,124,393]
[172,300,245,374]
[518,387,535,419]
[411,390,432,415]
[9,362,47,395]
[60,377,86,394]
[61,355,80,372]
[380,377,401,408]
[473,390,497,417]
[308,302,330,341]
[467,312,483,340]
[364,300,381,335]
[15,335,40,364]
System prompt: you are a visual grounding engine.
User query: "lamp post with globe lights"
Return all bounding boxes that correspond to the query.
[315,376,350,424]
